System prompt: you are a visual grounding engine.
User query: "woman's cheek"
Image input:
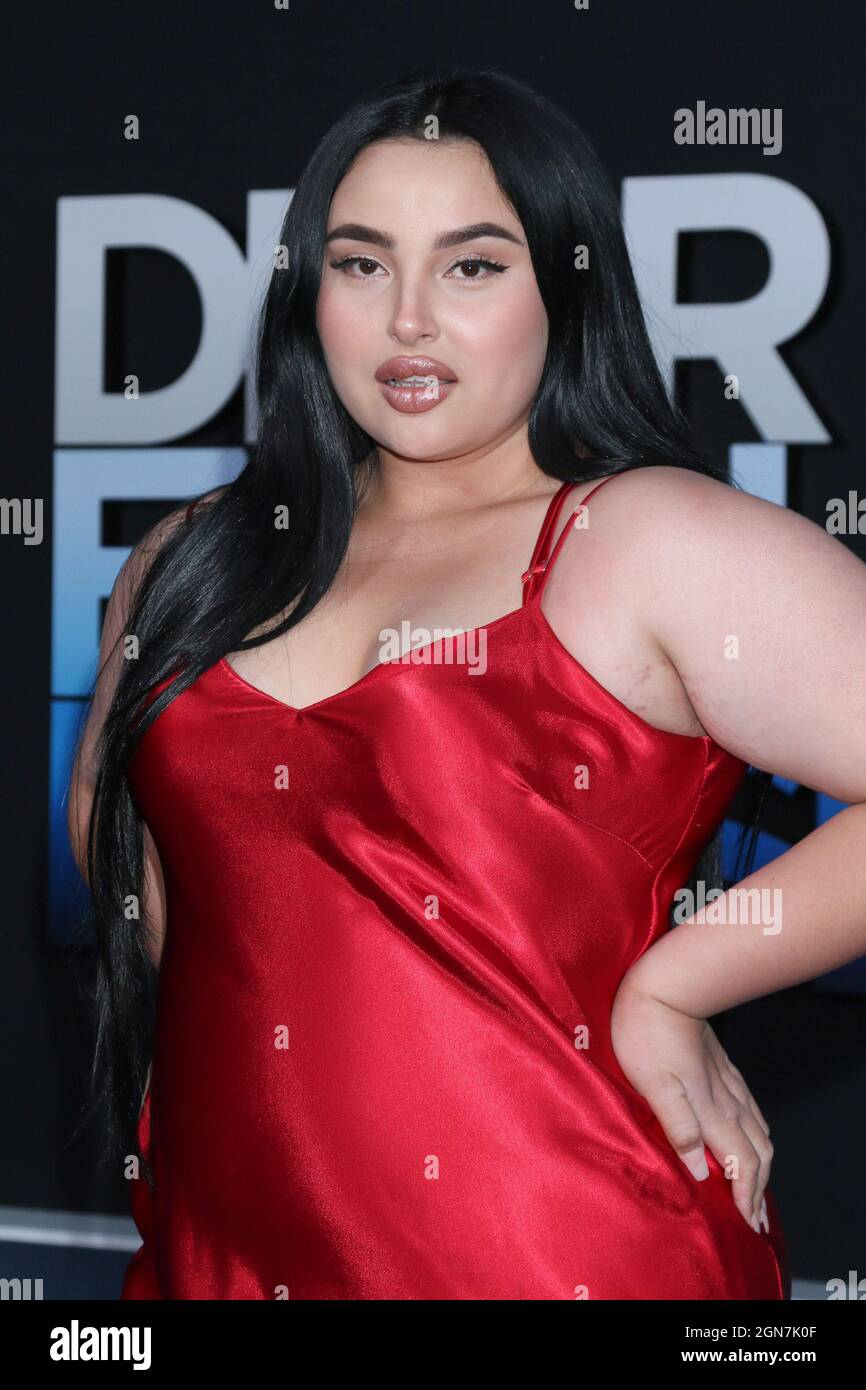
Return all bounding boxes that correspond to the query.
[453,296,547,392]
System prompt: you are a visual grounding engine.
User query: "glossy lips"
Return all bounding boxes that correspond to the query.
[375,355,458,414]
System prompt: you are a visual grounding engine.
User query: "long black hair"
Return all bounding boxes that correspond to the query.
[73,65,771,1171]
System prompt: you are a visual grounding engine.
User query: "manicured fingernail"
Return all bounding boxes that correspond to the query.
[760,1197,769,1233]
[750,1212,760,1232]
[682,1145,709,1180]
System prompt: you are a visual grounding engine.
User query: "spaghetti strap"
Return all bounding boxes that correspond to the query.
[520,481,572,594]
[521,471,619,605]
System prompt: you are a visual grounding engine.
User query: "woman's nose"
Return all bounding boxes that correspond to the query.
[386,280,439,342]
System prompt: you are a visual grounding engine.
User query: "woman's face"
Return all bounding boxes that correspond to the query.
[316,137,548,462]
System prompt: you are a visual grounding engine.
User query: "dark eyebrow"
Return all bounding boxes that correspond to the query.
[324,221,525,251]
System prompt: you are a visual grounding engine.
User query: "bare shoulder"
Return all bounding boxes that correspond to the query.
[584,463,762,532]
[116,485,226,602]
[575,464,845,578]
[148,483,226,548]
[582,459,866,657]
[581,464,866,793]
[548,465,735,599]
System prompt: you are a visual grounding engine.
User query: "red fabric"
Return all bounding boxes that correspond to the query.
[121,475,790,1300]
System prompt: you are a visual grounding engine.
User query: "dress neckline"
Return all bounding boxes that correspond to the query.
[215,471,735,751]
[219,602,530,718]
[218,478,578,718]
[217,598,729,752]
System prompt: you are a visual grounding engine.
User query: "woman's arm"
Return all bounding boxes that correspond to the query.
[625,804,866,1015]
[66,504,191,972]
[615,465,866,1010]
[593,465,866,1232]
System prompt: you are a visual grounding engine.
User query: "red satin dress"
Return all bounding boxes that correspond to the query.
[121,474,790,1300]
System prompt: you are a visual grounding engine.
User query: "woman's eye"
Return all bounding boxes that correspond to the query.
[328,254,508,282]
[447,256,508,280]
[329,255,384,278]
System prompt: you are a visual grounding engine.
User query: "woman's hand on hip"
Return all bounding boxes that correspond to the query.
[609,978,772,1235]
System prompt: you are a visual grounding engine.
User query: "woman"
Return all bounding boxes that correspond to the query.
[68,68,866,1300]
